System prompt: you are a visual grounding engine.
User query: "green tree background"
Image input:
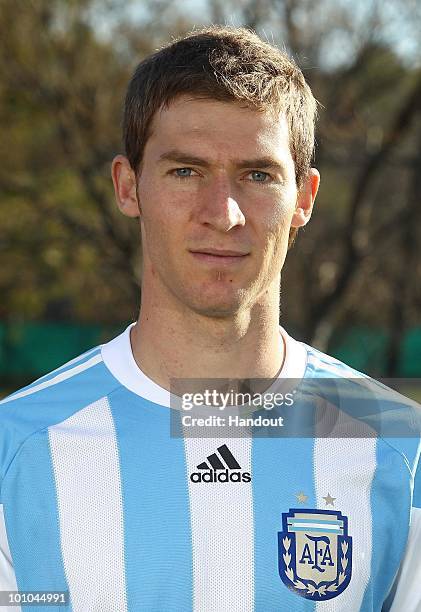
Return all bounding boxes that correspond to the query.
[1,0,420,390]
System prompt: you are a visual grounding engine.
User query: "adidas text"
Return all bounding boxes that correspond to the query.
[190,469,251,483]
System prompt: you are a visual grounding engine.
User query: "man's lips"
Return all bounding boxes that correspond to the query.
[189,248,250,264]
[190,248,249,256]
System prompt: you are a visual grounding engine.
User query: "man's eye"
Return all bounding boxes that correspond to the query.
[174,168,195,178]
[248,171,270,182]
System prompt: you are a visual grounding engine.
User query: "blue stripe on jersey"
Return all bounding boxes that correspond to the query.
[252,435,317,612]
[108,388,192,612]
[361,438,412,611]
[1,346,102,403]
[2,429,71,612]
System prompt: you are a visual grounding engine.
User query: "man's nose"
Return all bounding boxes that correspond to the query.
[197,176,246,232]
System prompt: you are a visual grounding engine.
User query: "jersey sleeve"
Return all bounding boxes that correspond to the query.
[382,447,421,611]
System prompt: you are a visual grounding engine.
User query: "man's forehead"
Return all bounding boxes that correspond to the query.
[148,96,290,156]
[153,94,286,129]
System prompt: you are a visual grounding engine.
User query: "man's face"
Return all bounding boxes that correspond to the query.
[132,95,317,317]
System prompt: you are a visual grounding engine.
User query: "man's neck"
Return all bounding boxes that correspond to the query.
[130,295,285,394]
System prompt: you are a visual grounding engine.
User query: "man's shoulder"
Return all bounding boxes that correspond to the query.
[0,340,126,501]
[301,340,421,472]
[300,341,395,409]
[302,340,412,403]
[0,342,121,436]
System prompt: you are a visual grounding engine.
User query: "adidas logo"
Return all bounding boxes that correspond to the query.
[190,444,251,483]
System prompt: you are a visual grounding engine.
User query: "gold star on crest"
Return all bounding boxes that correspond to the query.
[323,493,336,507]
[296,492,308,504]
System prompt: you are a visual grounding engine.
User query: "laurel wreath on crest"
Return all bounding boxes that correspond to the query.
[283,537,349,597]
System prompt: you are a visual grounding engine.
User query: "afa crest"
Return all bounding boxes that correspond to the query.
[278,508,352,601]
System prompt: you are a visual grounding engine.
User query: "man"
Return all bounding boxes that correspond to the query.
[1,26,420,612]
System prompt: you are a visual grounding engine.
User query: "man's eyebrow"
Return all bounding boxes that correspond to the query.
[157,149,286,171]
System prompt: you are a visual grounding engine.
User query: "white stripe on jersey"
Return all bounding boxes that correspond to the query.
[314,406,377,612]
[30,346,101,385]
[184,435,254,612]
[0,354,102,404]
[48,397,127,612]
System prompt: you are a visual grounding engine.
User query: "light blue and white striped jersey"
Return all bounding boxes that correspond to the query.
[0,323,420,612]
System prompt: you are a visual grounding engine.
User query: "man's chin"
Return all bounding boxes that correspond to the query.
[190,304,241,319]
[186,293,248,319]
[172,281,250,318]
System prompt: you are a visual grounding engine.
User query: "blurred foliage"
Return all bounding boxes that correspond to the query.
[0,0,420,376]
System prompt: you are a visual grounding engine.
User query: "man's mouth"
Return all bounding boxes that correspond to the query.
[189,248,250,264]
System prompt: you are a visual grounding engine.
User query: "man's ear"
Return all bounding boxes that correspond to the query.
[291,168,320,228]
[111,155,141,218]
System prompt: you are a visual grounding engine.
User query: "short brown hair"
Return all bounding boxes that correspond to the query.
[123,25,318,247]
